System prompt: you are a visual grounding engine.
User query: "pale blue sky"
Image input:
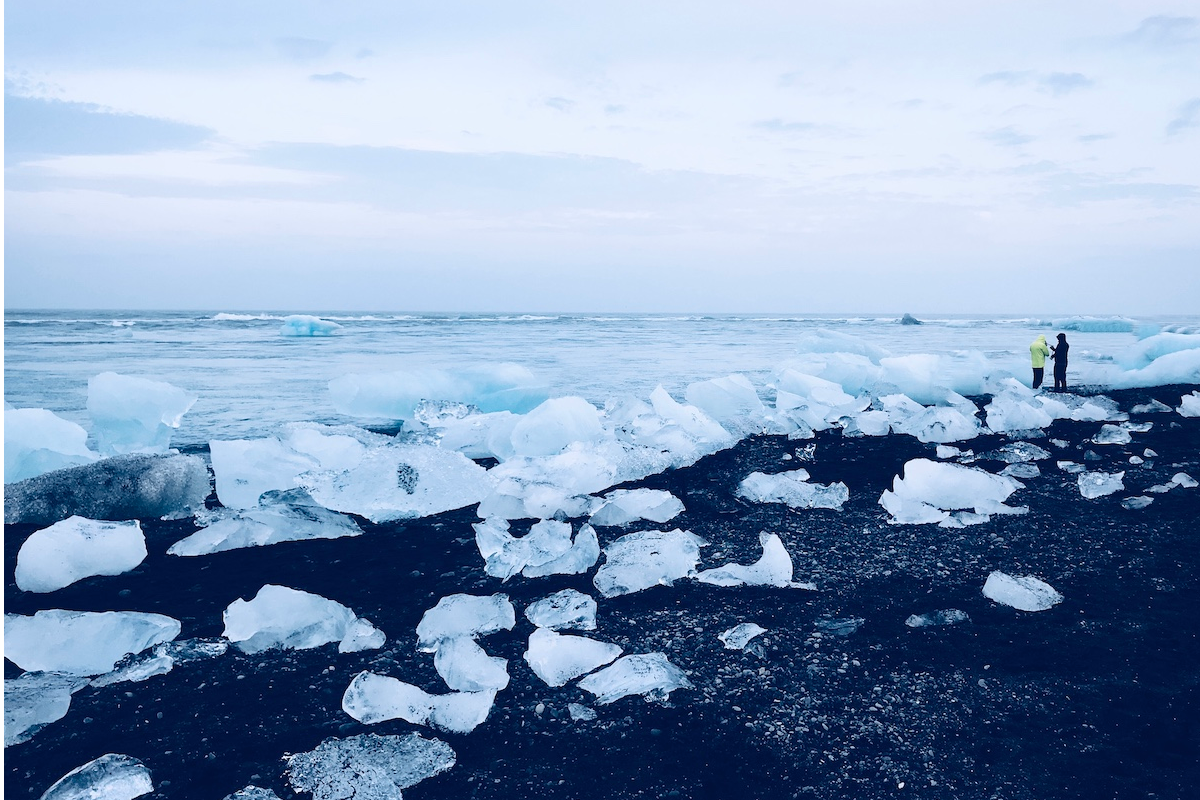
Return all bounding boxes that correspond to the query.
[5,1,1199,312]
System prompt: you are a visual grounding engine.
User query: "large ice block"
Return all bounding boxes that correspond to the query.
[415,594,515,652]
[16,517,146,593]
[168,488,362,556]
[341,672,496,734]
[509,396,605,457]
[879,458,1025,525]
[4,671,89,746]
[593,529,706,598]
[4,407,97,483]
[588,488,684,526]
[737,470,849,510]
[433,636,510,692]
[209,438,317,509]
[696,532,812,589]
[5,610,180,676]
[286,733,455,800]
[329,364,548,420]
[524,627,623,687]
[577,653,693,705]
[222,585,384,654]
[982,571,1063,612]
[280,315,341,336]
[38,754,153,800]
[524,589,598,631]
[87,372,196,455]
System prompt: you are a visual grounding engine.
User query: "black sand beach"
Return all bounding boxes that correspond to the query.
[6,385,1200,800]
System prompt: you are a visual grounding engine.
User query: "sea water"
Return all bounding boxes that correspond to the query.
[5,310,1197,450]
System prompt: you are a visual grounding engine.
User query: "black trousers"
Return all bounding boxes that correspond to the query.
[1053,366,1067,390]
[1032,367,1044,389]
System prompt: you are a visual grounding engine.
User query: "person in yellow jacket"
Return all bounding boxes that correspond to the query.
[1029,334,1050,389]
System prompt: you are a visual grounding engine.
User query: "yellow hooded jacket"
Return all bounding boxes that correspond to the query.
[1030,335,1050,368]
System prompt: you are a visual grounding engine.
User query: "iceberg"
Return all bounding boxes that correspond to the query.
[982,571,1063,612]
[280,315,341,336]
[472,519,600,581]
[736,470,849,510]
[593,529,706,598]
[1077,471,1125,499]
[433,636,510,692]
[286,733,455,800]
[4,610,180,676]
[15,517,146,593]
[4,453,210,526]
[879,459,1025,525]
[415,594,515,652]
[1052,315,1135,333]
[37,754,153,800]
[696,532,812,589]
[905,609,970,628]
[718,622,767,650]
[1180,391,1200,418]
[577,653,693,705]
[523,628,623,687]
[222,585,384,654]
[168,488,361,556]
[4,671,89,747]
[1115,332,1200,370]
[341,672,496,734]
[589,488,684,526]
[524,589,598,631]
[4,408,97,483]
[86,372,196,455]
[329,364,548,421]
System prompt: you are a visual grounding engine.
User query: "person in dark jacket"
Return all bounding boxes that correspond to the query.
[1051,333,1069,391]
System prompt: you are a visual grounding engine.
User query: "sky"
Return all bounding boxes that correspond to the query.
[4,1,1200,313]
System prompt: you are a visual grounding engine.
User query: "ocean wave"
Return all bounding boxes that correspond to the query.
[210,313,285,322]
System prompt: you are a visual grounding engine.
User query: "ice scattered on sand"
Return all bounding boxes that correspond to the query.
[1129,455,1145,465]
[1131,399,1173,414]
[280,315,341,336]
[87,372,195,456]
[1058,461,1085,474]
[737,470,849,510]
[589,488,684,526]
[1092,424,1132,445]
[286,733,455,800]
[89,638,229,689]
[37,753,153,800]
[222,585,384,654]
[5,610,180,676]
[329,364,548,421]
[524,589,598,631]
[718,622,768,650]
[879,458,1025,525]
[416,594,515,652]
[982,571,1063,612]
[4,671,90,746]
[1178,392,1200,417]
[981,442,1051,463]
[4,408,97,483]
[1077,471,1125,499]
[223,787,282,800]
[1121,496,1154,510]
[569,703,598,721]
[935,445,962,459]
[434,636,510,692]
[341,672,496,734]
[577,653,694,705]
[696,532,813,589]
[593,529,706,598]
[16,517,146,593]
[168,489,361,556]
[472,519,599,581]
[999,463,1040,479]
[905,609,970,628]
[524,628,623,687]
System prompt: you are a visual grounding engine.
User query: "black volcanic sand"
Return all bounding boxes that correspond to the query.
[6,385,1200,800]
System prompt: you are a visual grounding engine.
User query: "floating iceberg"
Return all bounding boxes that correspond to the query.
[593,529,706,598]
[696,532,812,589]
[982,571,1063,612]
[87,372,196,455]
[4,453,210,526]
[879,459,1024,525]
[329,364,548,421]
[280,315,341,336]
[1115,332,1200,370]
[433,636,510,692]
[737,470,849,510]
[905,609,970,628]
[4,408,97,483]
[5,610,180,676]
[286,733,455,800]
[589,488,684,526]
[577,653,693,705]
[1180,391,1200,418]
[168,488,361,556]
[524,589,598,631]
[415,594,515,652]
[341,672,496,734]
[4,671,89,746]
[37,754,153,800]
[1052,315,1135,333]
[1077,471,1125,499]
[222,585,384,654]
[523,628,623,687]
[472,519,599,581]
[15,517,146,593]
[718,622,767,650]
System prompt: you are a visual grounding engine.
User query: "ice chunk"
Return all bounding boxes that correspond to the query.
[1058,461,1085,474]
[593,529,706,598]
[577,653,693,705]
[1093,424,1132,445]
[1173,472,1198,488]
[1131,399,1173,414]
[224,787,282,800]
[935,445,962,459]
[4,671,89,746]
[434,636,510,692]
[90,637,229,689]
[329,364,548,420]
[1180,391,1200,418]
[87,372,196,455]
[38,754,153,800]
[982,571,1063,611]
[415,594,515,651]
[509,396,605,457]
[718,622,767,650]
[168,489,361,556]
[286,733,455,800]
[1116,332,1200,369]
[981,442,1051,463]
[905,609,969,628]
[472,520,599,581]
[774,369,866,432]
[524,589,598,631]
[209,438,317,509]
[794,328,890,363]
[524,628,623,687]
[16,517,146,593]
[341,672,495,734]
[568,703,597,721]
[737,470,849,510]
[4,408,97,483]
[879,459,1024,525]
[1121,496,1154,510]
[1077,471,1125,499]
[815,617,865,636]
[685,374,767,435]
[5,610,180,676]
[984,389,1053,432]
[280,315,341,336]
[999,463,1040,479]
[589,489,684,526]
[4,453,210,526]
[1129,455,1145,465]
[696,532,812,589]
[222,585,384,654]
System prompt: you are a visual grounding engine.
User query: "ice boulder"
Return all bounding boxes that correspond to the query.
[4,408,97,483]
[433,637,510,692]
[984,387,1053,432]
[341,672,496,734]
[589,489,684,526]
[593,529,706,598]
[4,671,89,746]
[718,623,767,650]
[209,438,317,509]
[37,754,153,800]
[87,372,196,455]
[222,585,385,654]
[16,517,146,593]
[329,364,548,421]
[696,532,813,589]
[168,488,361,556]
[1077,471,1125,499]
[415,594,515,652]
[4,453,210,526]
[905,609,970,628]
[509,396,605,457]
[280,315,341,336]
[1180,391,1200,418]
[999,463,1040,480]
[879,458,1025,525]
[524,628,623,687]
[684,374,768,435]
[577,653,693,705]
[982,571,1063,612]
[737,470,849,510]
[472,519,600,581]
[286,733,455,800]
[524,589,598,631]
[5,610,181,676]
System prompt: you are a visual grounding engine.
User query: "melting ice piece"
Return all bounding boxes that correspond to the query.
[984,389,1054,433]
[1121,496,1154,510]
[981,442,1051,463]
[696,532,812,589]
[593,529,706,598]
[983,571,1063,611]
[1057,461,1086,474]
[589,488,684,526]
[524,589,598,631]
[223,787,282,800]
[905,609,970,628]
[1178,391,1200,417]
[568,703,598,721]
[577,653,693,705]
[4,408,97,483]
[16,517,146,593]
[434,637,510,692]
[1131,399,1173,414]
[1077,471,1125,499]
[737,470,849,510]
[473,519,600,581]
[38,753,153,800]
[509,396,606,456]
[222,585,385,654]
[684,374,768,436]
[280,315,341,336]
[935,445,963,460]
[286,733,455,800]
[87,372,196,456]
[1173,472,1198,488]
[4,671,89,746]
[718,622,767,650]
[815,617,864,637]
[168,488,361,556]
[4,454,210,526]
[90,638,229,689]
[879,459,1024,525]
[999,463,1040,479]
[5,610,180,676]
[524,628,623,687]
[209,438,317,509]
[342,672,496,734]
[1093,424,1132,445]
[415,594,515,652]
